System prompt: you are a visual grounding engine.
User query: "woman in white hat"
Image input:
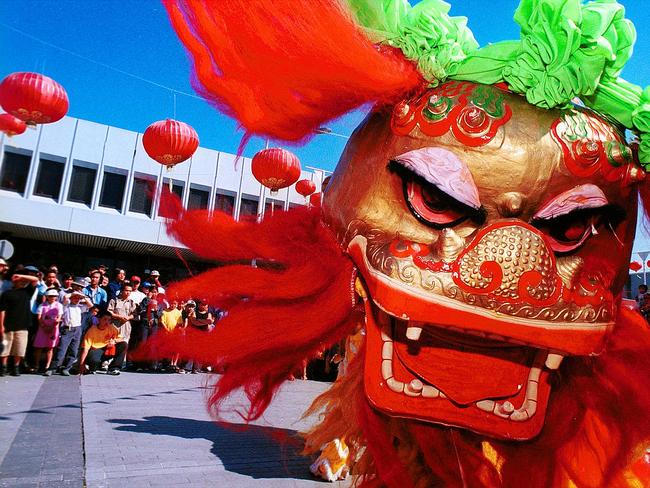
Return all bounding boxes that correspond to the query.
[34,288,63,374]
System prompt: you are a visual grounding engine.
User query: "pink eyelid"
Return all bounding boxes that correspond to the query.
[393,147,481,209]
[534,184,609,220]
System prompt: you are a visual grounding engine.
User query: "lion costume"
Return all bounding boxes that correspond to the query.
[147,1,650,486]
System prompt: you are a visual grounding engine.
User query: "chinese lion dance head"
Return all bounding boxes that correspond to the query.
[151,0,650,486]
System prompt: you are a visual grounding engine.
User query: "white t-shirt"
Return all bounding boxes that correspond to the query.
[130,290,146,306]
[63,303,83,328]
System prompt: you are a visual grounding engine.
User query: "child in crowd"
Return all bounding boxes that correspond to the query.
[47,290,88,376]
[159,299,183,372]
[34,288,63,374]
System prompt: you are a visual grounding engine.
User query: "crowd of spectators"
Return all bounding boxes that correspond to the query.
[0,258,224,377]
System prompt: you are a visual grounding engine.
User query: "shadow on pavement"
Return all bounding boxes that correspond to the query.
[109,416,320,481]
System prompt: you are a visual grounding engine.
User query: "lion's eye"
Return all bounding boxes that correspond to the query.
[406,179,464,225]
[532,184,624,253]
[403,174,483,229]
[532,207,624,253]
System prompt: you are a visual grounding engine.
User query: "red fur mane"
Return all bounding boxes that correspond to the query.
[145,199,360,419]
[163,0,423,142]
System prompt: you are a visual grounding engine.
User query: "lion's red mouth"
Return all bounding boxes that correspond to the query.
[364,303,553,440]
[393,321,537,405]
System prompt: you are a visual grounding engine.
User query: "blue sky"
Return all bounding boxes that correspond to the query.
[2,1,649,173]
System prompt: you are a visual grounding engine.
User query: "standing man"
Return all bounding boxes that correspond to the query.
[84,270,108,311]
[108,268,126,301]
[127,276,147,359]
[0,258,11,297]
[0,268,39,376]
[129,276,146,306]
[57,273,74,303]
[108,284,137,363]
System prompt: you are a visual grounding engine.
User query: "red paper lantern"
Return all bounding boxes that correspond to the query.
[0,72,69,125]
[252,148,301,193]
[309,192,322,207]
[630,261,643,272]
[295,179,316,198]
[142,119,199,167]
[0,113,27,136]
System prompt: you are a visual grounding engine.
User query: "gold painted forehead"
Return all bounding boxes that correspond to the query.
[390,82,643,202]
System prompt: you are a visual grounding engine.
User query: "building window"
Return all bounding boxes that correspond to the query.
[67,165,97,205]
[159,179,184,218]
[99,171,127,210]
[214,192,235,215]
[239,196,259,217]
[0,150,31,194]
[33,157,65,200]
[188,187,209,210]
[130,175,156,216]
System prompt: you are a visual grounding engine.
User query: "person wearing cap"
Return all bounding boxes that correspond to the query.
[0,267,39,376]
[136,286,165,370]
[48,290,88,376]
[149,270,162,288]
[129,276,146,306]
[185,299,213,374]
[68,280,92,311]
[78,310,126,375]
[34,288,63,375]
[84,270,108,311]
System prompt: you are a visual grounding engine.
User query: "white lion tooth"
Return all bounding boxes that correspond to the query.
[545,353,564,370]
[406,326,423,341]
[381,359,393,380]
[386,377,405,393]
[382,341,393,360]
[509,408,531,422]
[404,379,422,397]
[408,379,423,392]
[498,401,515,414]
[381,327,392,342]
[421,385,440,398]
[475,400,495,413]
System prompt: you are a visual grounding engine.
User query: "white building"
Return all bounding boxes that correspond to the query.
[0,116,327,278]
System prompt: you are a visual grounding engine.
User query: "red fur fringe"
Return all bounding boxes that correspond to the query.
[142,199,360,420]
[494,307,650,487]
[163,0,423,142]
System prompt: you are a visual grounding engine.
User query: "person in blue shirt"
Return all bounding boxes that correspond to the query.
[84,270,108,311]
[107,268,125,301]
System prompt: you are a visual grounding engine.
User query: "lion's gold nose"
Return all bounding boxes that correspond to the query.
[453,222,557,302]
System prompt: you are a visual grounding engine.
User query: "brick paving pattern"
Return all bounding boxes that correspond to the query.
[0,372,350,487]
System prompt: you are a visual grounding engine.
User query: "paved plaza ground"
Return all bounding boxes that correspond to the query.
[0,372,350,487]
